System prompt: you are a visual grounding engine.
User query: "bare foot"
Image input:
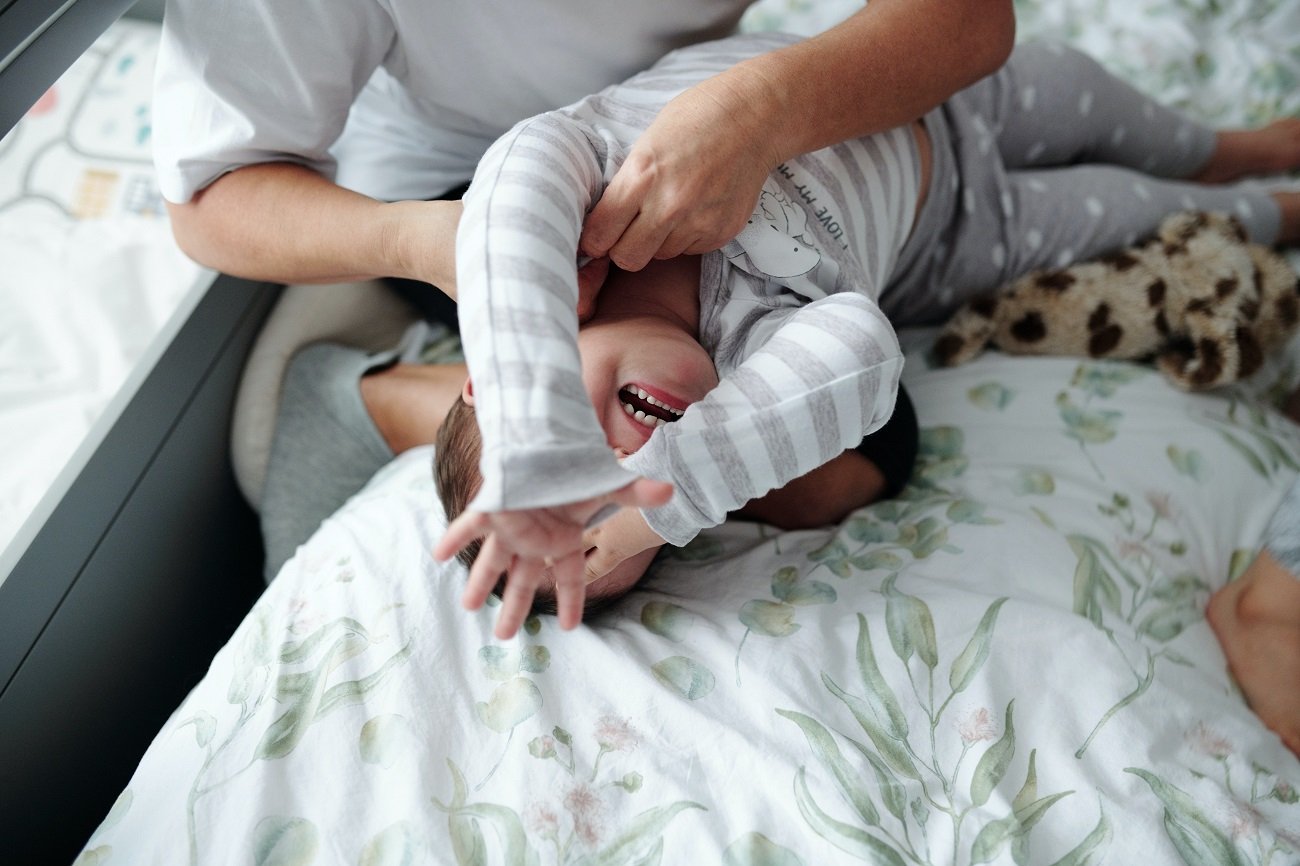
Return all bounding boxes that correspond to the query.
[360,362,468,453]
[1272,190,1300,245]
[1195,118,1300,184]
[1206,550,1300,756]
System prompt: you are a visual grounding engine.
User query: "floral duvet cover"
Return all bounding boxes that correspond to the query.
[80,326,1300,865]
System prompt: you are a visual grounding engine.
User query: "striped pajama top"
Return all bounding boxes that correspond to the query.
[456,32,919,546]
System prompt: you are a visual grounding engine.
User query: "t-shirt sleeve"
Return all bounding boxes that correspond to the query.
[152,0,395,203]
[622,292,904,546]
[456,110,642,513]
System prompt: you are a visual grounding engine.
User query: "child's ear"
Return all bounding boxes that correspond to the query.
[461,377,475,406]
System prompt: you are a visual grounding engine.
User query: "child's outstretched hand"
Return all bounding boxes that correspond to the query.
[434,477,671,639]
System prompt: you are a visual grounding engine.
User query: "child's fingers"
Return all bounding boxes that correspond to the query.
[435,510,489,562]
[495,557,544,640]
[551,550,587,630]
[462,534,509,611]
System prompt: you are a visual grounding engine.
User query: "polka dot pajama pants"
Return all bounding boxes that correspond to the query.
[882,41,1281,325]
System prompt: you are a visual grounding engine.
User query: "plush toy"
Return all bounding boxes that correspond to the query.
[933,211,1300,390]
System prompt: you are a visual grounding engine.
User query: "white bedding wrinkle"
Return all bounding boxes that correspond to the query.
[83,327,1300,864]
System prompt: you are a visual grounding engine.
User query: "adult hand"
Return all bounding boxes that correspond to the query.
[576,256,611,323]
[582,505,668,586]
[580,73,780,272]
[434,477,672,639]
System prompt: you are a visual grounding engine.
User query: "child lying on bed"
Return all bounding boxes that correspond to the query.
[433,259,920,615]
[433,31,1300,639]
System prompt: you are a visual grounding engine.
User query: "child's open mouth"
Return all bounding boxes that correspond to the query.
[618,384,685,429]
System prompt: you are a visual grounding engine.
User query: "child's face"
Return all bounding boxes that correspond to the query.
[574,257,718,456]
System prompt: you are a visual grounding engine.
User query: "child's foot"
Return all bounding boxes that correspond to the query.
[1206,550,1300,756]
[1195,118,1300,184]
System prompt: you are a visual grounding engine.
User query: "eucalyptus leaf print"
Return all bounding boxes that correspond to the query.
[1126,769,1250,866]
[651,656,716,701]
[1065,479,1210,755]
[968,382,1015,411]
[640,601,696,642]
[735,566,836,684]
[1056,393,1120,480]
[359,821,426,866]
[183,616,412,865]
[1047,801,1111,866]
[252,816,319,866]
[435,760,537,865]
[1192,397,1300,481]
[780,604,1097,865]
[474,676,543,789]
[1167,446,1209,482]
[722,832,805,866]
[359,715,410,768]
[912,426,969,490]
[1012,469,1056,496]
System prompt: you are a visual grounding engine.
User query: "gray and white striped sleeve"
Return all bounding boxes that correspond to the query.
[455,111,641,512]
[622,292,904,546]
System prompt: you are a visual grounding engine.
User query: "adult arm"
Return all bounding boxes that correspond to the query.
[581,0,1016,269]
[167,165,461,289]
[155,0,459,290]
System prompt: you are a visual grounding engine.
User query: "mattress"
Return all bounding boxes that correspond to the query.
[0,18,206,558]
[77,0,1300,862]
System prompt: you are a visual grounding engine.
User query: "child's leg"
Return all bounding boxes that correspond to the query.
[981,42,1216,179]
[1207,478,1300,756]
[997,164,1283,280]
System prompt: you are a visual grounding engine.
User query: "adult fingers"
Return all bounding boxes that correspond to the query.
[434,510,489,562]
[576,256,611,323]
[651,228,701,262]
[462,533,509,611]
[494,556,545,640]
[550,549,587,631]
[580,170,647,259]
[603,211,674,272]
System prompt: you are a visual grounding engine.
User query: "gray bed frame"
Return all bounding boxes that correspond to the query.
[0,1,281,860]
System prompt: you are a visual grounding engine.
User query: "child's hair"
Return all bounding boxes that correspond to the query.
[433,395,633,617]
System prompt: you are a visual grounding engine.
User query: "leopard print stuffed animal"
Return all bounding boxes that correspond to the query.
[934,211,1300,390]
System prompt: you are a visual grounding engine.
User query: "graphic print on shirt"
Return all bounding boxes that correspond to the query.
[726,181,822,279]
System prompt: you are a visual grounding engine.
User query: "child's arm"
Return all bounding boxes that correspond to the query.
[582,294,903,582]
[444,105,680,637]
[622,292,904,546]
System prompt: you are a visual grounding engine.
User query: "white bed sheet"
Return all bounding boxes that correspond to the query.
[80,328,1300,865]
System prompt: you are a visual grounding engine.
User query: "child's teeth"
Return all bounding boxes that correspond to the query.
[623,402,635,415]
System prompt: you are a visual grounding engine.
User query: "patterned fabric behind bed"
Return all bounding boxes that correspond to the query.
[0,19,203,558]
[79,2,1300,864]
